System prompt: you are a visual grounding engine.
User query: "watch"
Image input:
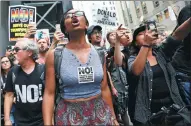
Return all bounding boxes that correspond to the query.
[142,44,152,48]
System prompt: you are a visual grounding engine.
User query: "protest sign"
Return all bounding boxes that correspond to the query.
[94,8,117,26]
[35,29,50,44]
[9,5,36,41]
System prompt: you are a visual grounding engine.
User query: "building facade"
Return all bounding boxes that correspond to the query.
[121,1,188,34]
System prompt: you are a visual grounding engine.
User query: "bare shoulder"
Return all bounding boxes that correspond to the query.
[46,49,55,65]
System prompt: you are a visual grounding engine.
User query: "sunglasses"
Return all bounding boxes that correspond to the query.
[1,60,10,64]
[64,11,84,19]
[13,47,22,53]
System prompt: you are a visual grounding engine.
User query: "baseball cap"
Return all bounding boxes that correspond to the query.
[87,25,102,36]
[133,24,146,43]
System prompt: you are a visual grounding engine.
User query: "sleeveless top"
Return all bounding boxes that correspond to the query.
[59,44,103,99]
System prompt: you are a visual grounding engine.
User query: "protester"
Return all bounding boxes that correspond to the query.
[1,56,12,88]
[5,46,18,65]
[1,56,15,126]
[24,23,49,64]
[106,28,131,126]
[4,38,44,126]
[36,38,49,64]
[114,25,132,66]
[87,25,106,50]
[42,9,118,125]
[171,4,191,105]
[128,17,191,125]
[48,31,65,51]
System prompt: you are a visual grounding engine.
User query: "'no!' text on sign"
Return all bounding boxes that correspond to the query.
[9,5,36,41]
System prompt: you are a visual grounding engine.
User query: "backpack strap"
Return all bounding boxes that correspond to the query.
[53,44,65,124]
[93,46,105,67]
[54,45,65,80]
[54,45,65,102]
[12,65,21,92]
[37,64,45,85]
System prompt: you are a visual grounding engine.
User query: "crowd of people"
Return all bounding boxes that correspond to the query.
[1,4,191,126]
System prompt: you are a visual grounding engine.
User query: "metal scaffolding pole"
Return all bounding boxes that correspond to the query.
[24,2,61,6]
[36,13,56,30]
[36,1,59,27]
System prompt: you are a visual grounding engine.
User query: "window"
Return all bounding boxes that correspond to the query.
[113,7,115,10]
[134,1,141,18]
[113,1,114,4]
[106,7,108,10]
[111,7,112,10]
[129,14,133,23]
[103,2,105,5]
[153,1,159,8]
[110,2,111,4]
[141,1,148,14]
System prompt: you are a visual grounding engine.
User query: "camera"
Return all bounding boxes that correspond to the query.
[146,20,158,38]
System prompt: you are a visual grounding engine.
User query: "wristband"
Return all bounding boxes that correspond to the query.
[142,44,152,48]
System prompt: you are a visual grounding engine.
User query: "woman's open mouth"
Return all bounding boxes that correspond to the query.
[71,17,80,26]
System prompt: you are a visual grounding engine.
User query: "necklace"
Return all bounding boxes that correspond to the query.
[70,49,92,66]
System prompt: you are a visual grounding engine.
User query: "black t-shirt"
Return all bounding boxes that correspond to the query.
[4,64,44,126]
[172,43,191,76]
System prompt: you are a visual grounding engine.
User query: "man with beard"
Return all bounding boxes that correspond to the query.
[35,38,49,64]
[4,38,44,126]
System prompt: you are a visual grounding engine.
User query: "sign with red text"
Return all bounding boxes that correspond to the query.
[9,5,36,41]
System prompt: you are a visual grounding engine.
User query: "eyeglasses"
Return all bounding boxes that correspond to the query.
[1,60,10,64]
[64,11,84,19]
[92,31,102,35]
[13,47,22,53]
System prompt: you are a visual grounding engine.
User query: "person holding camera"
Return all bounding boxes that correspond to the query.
[127,17,191,125]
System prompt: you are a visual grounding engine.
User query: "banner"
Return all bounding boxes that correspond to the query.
[9,5,36,41]
[95,9,117,26]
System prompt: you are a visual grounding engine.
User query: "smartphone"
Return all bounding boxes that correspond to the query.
[146,21,158,38]
[55,24,61,32]
[29,22,36,38]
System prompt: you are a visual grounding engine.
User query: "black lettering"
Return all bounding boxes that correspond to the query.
[90,67,93,73]
[78,68,85,74]
[85,67,90,74]
[113,13,116,17]
[97,9,101,14]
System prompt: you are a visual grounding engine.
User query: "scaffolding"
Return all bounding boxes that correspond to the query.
[21,1,73,38]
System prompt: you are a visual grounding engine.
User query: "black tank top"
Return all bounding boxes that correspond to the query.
[151,64,170,99]
[151,64,173,113]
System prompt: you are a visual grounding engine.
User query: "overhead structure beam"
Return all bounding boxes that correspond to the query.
[23,2,61,6]
[36,1,59,27]
[36,13,56,30]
